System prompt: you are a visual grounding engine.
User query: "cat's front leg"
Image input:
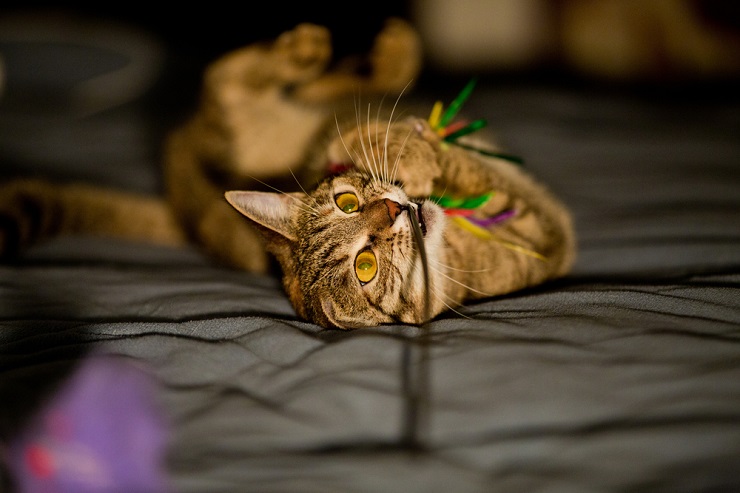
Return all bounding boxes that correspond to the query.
[390,118,449,198]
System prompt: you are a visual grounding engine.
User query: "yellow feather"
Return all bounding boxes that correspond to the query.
[451,217,547,261]
[428,101,443,129]
[451,216,491,239]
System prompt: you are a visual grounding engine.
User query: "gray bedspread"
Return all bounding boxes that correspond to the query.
[1,16,739,493]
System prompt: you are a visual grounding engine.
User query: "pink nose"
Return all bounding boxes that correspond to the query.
[384,198,403,223]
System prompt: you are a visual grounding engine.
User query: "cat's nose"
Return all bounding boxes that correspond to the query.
[384,198,403,223]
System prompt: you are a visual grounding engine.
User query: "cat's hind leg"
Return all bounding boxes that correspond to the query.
[0,179,186,259]
[202,22,333,100]
[366,17,424,93]
[290,18,423,103]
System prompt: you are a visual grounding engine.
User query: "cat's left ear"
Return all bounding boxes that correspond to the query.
[225,191,301,242]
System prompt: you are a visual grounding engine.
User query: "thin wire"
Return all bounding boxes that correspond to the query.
[400,204,431,451]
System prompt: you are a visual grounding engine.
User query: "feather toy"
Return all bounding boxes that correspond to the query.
[428,82,544,260]
[428,78,524,165]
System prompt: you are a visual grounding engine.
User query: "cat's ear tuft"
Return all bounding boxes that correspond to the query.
[225,191,300,242]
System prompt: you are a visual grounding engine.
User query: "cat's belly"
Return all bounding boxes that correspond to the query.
[226,94,327,178]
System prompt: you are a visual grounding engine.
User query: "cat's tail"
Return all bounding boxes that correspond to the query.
[0,178,187,259]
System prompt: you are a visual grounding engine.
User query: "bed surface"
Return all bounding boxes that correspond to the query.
[1,12,739,493]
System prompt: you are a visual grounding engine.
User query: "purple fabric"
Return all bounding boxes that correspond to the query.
[8,353,171,493]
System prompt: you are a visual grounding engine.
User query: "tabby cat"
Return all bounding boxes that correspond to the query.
[0,19,575,329]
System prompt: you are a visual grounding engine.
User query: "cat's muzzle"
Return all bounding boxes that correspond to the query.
[405,202,427,237]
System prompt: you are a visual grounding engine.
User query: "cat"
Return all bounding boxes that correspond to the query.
[0,18,576,329]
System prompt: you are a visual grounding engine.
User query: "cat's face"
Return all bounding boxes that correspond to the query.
[298,169,447,328]
[227,169,446,329]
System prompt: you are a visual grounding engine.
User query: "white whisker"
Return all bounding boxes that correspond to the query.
[335,113,363,176]
[288,168,320,209]
[428,262,495,298]
[385,80,413,184]
[354,98,378,182]
[242,174,319,215]
[366,103,382,185]
[429,184,449,205]
[429,258,494,274]
[335,111,376,182]
[373,96,387,182]
[390,127,415,185]
[429,284,471,320]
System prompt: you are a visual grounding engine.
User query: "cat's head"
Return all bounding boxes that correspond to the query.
[226,166,446,329]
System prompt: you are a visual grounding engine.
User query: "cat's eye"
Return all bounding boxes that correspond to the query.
[335,192,359,213]
[355,250,377,284]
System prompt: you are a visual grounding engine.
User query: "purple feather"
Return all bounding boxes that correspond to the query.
[467,209,516,228]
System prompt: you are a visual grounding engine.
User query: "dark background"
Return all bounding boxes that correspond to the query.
[1,1,739,192]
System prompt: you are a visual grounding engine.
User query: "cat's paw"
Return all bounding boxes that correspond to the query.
[368,18,422,92]
[273,23,332,85]
[395,166,439,198]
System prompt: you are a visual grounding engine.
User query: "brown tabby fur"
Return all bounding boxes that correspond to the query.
[0,18,575,329]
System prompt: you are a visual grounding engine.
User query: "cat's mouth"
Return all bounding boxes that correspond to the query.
[406,202,427,236]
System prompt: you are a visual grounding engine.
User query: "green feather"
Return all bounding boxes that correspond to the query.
[458,192,492,209]
[437,78,478,129]
[430,195,464,208]
[430,192,493,209]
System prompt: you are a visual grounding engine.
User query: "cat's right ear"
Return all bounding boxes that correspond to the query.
[225,191,300,242]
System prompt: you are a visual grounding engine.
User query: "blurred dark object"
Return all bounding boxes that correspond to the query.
[0,3,414,193]
[0,2,411,67]
[412,0,740,81]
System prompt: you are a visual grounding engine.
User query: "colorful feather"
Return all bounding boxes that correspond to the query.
[437,78,478,129]
[428,101,443,129]
[431,192,493,210]
[468,208,517,227]
[428,79,524,165]
[450,216,491,239]
[443,118,488,142]
[451,217,546,260]
[424,82,543,260]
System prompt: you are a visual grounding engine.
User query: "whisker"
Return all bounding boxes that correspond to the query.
[390,127,416,186]
[429,185,449,205]
[428,262,495,298]
[335,111,376,182]
[385,80,413,184]
[354,97,378,183]
[366,103,382,185]
[335,113,360,170]
[242,174,319,215]
[429,284,471,320]
[429,259,494,274]
[374,96,387,182]
[288,168,320,209]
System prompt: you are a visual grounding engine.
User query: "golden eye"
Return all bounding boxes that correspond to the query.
[355,250,377,284]
[335,192,359,213]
